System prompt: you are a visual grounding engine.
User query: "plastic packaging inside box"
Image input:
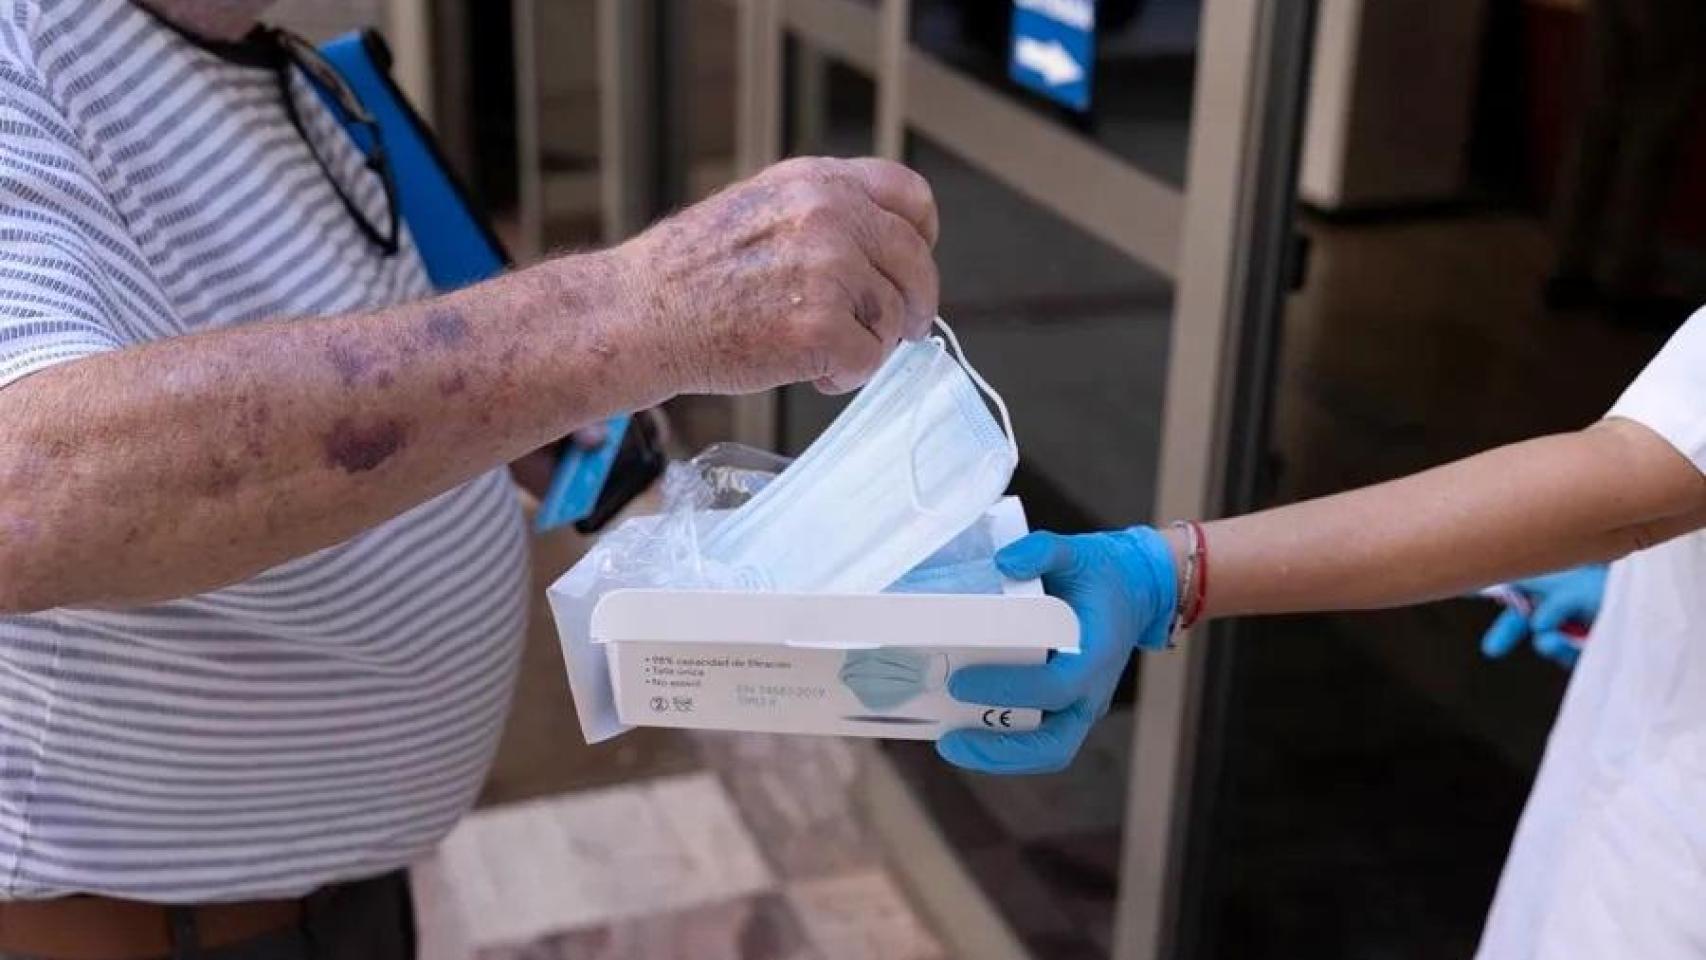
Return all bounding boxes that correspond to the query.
[577,443,1003,595]
[547,445,1077,744]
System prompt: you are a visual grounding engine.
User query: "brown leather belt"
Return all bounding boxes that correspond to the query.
[0,894,303,960]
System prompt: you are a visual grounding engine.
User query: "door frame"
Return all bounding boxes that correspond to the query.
[583,2,1314,955]
[1118,3,1315,957]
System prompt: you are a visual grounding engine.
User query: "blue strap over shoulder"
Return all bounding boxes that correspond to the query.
[314,32,642,532]
[317,30,508,292]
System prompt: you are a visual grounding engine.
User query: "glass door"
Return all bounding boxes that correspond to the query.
[595,3,1316,956]
[767,4,1317,959]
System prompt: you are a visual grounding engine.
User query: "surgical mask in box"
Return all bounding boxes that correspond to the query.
[549,497,1078,743]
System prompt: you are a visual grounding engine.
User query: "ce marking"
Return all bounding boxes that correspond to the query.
[981,708,1014,729]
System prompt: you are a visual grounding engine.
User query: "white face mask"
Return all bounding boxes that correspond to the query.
[701,318,1019,594]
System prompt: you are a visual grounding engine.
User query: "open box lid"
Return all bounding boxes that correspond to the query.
[591,588,1077,652]
[548,496,1076,744]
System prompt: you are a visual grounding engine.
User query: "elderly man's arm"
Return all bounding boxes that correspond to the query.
[0,157,940,612]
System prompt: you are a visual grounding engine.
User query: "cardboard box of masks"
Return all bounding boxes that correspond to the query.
[549,497,1078,744]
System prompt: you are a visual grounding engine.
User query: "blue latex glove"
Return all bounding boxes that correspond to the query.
[937,527,1177,775]
[1480,565,1608,669]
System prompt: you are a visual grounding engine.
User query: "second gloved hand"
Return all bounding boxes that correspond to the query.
[1481,565,1608,669]
[937,527,1177,775]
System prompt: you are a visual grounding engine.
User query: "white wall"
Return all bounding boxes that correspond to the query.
[1300,0,1487,210]
[266,0,381,40]
[267,0,432,120]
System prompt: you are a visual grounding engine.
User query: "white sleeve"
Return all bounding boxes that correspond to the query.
[1606,307,1706,473]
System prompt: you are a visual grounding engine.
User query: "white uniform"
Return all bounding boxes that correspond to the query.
[1478,308,1706,959]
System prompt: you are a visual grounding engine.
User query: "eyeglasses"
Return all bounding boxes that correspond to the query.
[268,28,400,257]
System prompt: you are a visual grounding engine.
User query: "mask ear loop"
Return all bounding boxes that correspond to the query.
[932,317,1018,458]
[906,318,1020,514]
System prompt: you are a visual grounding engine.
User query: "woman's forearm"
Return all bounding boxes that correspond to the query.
[1189,417,1706,619]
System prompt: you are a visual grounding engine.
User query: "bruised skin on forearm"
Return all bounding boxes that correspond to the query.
[0,156,943,613]
[0,253,658,612]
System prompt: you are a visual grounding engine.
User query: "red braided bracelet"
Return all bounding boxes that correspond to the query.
[1181,520,1209,630]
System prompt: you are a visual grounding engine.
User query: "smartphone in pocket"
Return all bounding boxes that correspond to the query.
[535,412,665,534]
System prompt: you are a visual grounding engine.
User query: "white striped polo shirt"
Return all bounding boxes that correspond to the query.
[0,0,528,901]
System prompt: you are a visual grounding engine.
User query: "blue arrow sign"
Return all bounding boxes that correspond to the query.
[1009,0,1095,112]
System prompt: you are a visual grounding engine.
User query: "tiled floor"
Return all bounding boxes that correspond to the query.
[410,495,946,960]
[437,773,774,946]
[481,894,816,960]
[882,710,1133,960]
[415,749,945,960]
